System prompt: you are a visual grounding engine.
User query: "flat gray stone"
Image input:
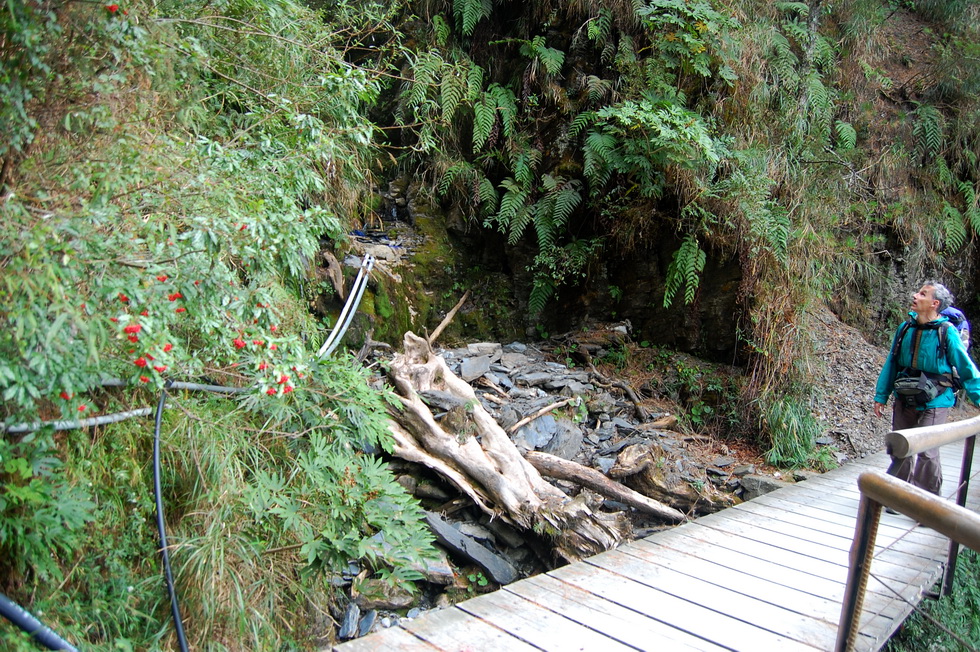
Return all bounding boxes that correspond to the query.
[460,355,492,382]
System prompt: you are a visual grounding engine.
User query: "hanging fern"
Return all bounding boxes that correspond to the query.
[490,84,518,140]
[568,111,596,140]
[432,14,451,47]
[912,103,944,160]
[834,120,857,151]
[942,201,967,251]
[768,32,800,88]
[512,149,541,188]
[493,178,532,243]
[961,181,980,235]
[437,161,472,196]
[586,8,613,46]
[583,130,618,189]
[472,93,496,150]
[453,0,493,36]
[529,176,582,249]
[805,73,832,143]
[466,61,484,102]
[477,177,499,213]
[663,233,706,307]
[441,68,467,123]
[527,275,556,316]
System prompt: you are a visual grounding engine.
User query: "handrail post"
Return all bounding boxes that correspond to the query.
[836,494,881,652]
[942,434,976,596]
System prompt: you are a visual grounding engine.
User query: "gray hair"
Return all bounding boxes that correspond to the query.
[924,280,953,312]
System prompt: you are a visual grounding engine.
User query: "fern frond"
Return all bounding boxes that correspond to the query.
[769,32,799,86]
[466,61,484,102]
[912,103,944,160]
[472,95,496,150]
[934,157,953,186]
[441,69,466,123]
[942,201,967,251]
[835,120,856,151]
[432,14,451,47]
[569,111,595,139]
[490,85,518,140]
[663,233,706,307]
[477,177,499,213]
[960,181,980,235]
[587,8,612,45]
[437,162,472,196]
[583,130,617,188]
[527,276,555,315]
[454,0,493,36]
[775,2,809,16]
[552,183,582,228]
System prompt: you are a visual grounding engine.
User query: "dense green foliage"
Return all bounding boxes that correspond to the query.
[886,549,980,652]
[386,0,980,465]
[1,1,433,648]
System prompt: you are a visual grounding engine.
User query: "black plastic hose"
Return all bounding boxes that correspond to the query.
[153,380,189,652]
[0,593,78,651]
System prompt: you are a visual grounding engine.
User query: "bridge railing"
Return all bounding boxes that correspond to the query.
[835,415,980,652]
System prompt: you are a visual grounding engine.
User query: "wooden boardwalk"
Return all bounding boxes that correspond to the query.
[336,441,980,651]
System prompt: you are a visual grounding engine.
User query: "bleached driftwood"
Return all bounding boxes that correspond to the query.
[386,332,628,562]
[525,451,687,523]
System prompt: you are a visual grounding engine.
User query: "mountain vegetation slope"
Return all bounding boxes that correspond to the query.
[1,0,978,648]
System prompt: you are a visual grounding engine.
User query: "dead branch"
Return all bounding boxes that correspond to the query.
[427,290,470,346]
[506,398,575,434]
[525,451,686,523]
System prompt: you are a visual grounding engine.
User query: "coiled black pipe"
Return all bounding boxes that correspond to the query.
[0,593,78,651]
[153,380,189,652]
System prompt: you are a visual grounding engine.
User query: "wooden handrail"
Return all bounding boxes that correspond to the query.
[857,471,980,550]
[885,413,980,458]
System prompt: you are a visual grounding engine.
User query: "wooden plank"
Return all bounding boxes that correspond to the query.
[691,517,936,586]
[507,573,727,651]
[456,589,634,652]
[333,625,440,651]
[587,547,840,649]
[401,607,540,651]
[549,558,820,650]
[646,522,921,617]
[717,502,946,564]
[623,538,847,624]
[744,492,946,548]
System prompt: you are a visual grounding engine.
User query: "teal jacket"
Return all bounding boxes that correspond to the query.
[875,314,980,408]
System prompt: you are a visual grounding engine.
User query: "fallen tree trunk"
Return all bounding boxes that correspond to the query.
[386,332,629,562]
[525,451,687,523]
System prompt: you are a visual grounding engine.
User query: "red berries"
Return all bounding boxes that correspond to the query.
[168,292,183,301]
[153,365,167,373]
[233,338,246,349]
[127,335,139,343]
[163,343,173,352]
[123,324,141,334]
[266,387,277,395]
[175,307,186,313]
[60,391,72,400]
[134,357,147,367]
[140,376,150,383]
[156,275,168,282]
